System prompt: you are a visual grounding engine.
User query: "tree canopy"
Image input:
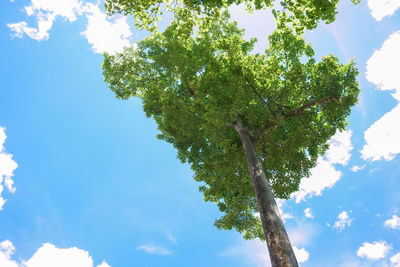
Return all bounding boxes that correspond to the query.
[102,12,359,240]
[105,0,360,32]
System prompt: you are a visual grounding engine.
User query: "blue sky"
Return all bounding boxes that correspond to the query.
[0,0,400,266]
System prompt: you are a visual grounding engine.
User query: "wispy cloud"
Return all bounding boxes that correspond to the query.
[220,238,271,267]
[304,208,313,219]
[7,0,83,41]
[287,223,318,248]
[351,165,365,172]
[384,215,400,229]
[333,211,353,231]
[166,233,177,245]
[137,245,172,255]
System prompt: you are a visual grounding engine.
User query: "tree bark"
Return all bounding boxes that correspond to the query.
[231,116,298,267]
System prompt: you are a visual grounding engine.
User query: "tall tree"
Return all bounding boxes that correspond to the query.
[103,13,359,266]
[104,0,360,32]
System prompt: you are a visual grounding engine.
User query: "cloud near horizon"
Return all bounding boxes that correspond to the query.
[0,240,110,267]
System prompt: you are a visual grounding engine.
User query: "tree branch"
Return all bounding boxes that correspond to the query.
[244,75,268,106]
[243,75,276,117]
[254,95,344,142]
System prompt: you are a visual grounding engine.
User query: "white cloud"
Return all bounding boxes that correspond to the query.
[137,245,172,255]
[391,253,400,267]
[384,215,400,229]
[366,32,400,97]
[362,105,400,161]
[23,243,93,267]
[368,0,400,21]
[0,128,6,152]
[351,165,365,172]
[7,14,55,41]
[325,130,353,166]
[0,127,18,210]
[97,261,111,267]
[363,32,400,161]
[0,240,18,267]
[357,241,392,260]
[23,243,111,267]
[7,0,83,41]
[292,130,352,203]
[304,208,313,219]
[293,246,309,263]
[81,4,132,54]
[333,211,353,231]
[0,240,15,258]
[0,241,109,267]
[292,158,341,203]
[24,0,83,21]
[7,0,133,54]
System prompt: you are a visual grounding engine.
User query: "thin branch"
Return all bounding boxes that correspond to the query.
[254,95,344,142]
[244,75,268,106]
[298,114,318,137]
[243,75,276,117]
[141,76,166,95]
[283,96,343,119]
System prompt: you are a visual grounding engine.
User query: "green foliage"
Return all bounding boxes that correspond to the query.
[105,0,360,32]
[102,13,359,240]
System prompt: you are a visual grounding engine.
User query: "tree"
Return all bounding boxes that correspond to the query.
[104,0,360,32]
[102,13,359,266]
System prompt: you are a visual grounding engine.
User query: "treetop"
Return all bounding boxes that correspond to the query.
[105,0,361,32]
[102,12,359,239]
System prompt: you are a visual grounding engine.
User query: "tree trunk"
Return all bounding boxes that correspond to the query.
[231,116,298,267]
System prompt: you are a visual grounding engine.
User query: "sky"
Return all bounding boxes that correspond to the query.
[0,0,400,266]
